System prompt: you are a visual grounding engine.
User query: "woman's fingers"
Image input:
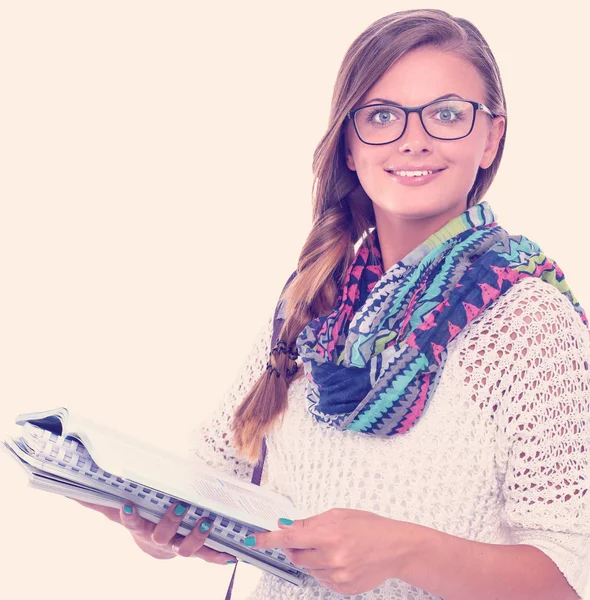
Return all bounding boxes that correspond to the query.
[133,534,176,559]
[173,518,236,564]
[75,499,236,563]
[119,503,156,539]
[150,502,190,546]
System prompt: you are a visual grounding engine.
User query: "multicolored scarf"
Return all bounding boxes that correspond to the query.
[294,201,588,436]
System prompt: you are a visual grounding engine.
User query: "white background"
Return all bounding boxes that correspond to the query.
[1,1,588,598]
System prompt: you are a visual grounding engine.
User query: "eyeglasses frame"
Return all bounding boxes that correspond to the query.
[346,98,495,145]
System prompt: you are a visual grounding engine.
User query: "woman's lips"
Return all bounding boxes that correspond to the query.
[386,168,445,186]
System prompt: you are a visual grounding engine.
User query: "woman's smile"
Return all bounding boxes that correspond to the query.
[385,167,446,186]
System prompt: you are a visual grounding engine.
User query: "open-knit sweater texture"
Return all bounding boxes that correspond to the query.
[189,276,590,599]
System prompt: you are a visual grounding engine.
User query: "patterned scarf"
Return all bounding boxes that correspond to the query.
[294,201,588,435]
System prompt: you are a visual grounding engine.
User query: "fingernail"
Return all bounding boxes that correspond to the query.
[226,560,237,564]
[174,504,188,516]
[199,521,211,533]
[123,505,133,515]
[244,535,256,547]
[279,518,294,526]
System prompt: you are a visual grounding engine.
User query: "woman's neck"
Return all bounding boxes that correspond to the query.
[374,204,467,272]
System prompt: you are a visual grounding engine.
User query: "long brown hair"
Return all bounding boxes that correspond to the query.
[231,8,508,463]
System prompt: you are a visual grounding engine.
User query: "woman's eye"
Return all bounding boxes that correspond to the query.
[438,109,455,120]
[431,107,463,122]
[369,109,397,124]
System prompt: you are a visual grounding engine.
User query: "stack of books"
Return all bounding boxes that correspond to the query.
[3,407,307,586]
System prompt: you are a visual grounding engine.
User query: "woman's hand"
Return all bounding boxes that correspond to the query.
[73,499,237,564]
[249,508,420,595]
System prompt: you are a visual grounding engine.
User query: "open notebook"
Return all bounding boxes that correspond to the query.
[3,407,308,586]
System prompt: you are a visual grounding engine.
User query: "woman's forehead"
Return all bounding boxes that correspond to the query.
[361,47,486,106]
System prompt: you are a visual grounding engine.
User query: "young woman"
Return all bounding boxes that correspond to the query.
[78,8,590,599]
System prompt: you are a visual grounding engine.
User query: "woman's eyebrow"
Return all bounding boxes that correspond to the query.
[363,93,464,105]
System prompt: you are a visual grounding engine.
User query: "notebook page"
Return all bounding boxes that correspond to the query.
[188,472,302,530]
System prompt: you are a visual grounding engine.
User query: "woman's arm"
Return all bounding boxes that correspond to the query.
[397,523,579,600]
[414,277,590,599]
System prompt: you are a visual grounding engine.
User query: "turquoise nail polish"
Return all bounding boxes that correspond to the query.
[279,518,294,526]
[123,505,133,515]
[199,521,211,533]
[244,536,256,547]
[226,560,237,565]
[174,504,187,516]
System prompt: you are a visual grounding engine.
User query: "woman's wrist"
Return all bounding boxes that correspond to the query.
[382,518,433,582]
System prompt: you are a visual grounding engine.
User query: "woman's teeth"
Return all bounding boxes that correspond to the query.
[391,170,435,177]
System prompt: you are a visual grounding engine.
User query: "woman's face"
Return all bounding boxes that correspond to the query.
[344,46,505,224]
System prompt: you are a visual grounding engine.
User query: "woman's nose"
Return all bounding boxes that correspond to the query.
[397,112,432,154]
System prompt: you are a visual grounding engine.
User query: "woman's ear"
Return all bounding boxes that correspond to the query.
[346,148,356,171]
[479,116,506,169]
[344,126,357,171]
[345,146,356,171]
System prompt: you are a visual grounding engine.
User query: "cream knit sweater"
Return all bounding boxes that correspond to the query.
[189,277,590,599]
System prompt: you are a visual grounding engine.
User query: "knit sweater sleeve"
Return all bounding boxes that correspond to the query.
[491,278,590,598]
[186,311,274,482]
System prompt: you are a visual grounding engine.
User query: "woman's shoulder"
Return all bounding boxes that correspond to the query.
[444,276,590,408]
[451,276,589,353]
[436,277,590,438]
